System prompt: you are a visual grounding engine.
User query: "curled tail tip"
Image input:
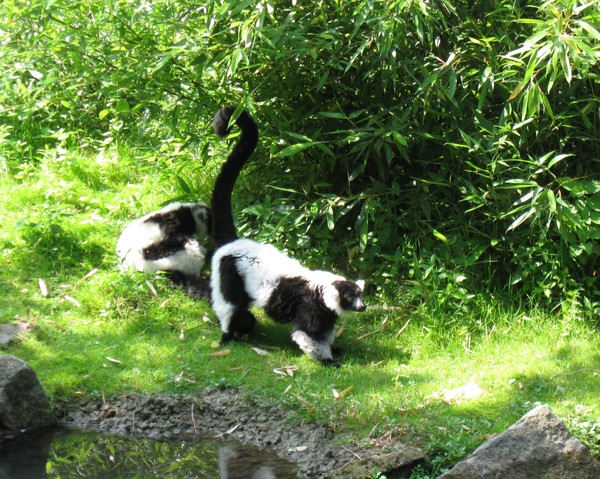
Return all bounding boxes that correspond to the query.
[213,105,237,137]
[213,105,258,139]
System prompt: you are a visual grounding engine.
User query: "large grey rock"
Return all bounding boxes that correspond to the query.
[438,405,600,479]
[0,355,55,431]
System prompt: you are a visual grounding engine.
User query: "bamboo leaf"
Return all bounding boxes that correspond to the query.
[509,81,525,101]
[559,47,572,83]
[507,208,536,231]
[547,189,557,213]
[433,229,448,243]
[578,19,600,41]
[273,142,313,158]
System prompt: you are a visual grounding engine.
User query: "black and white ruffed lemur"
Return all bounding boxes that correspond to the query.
[116,201,212,300]
[209,105,366,367]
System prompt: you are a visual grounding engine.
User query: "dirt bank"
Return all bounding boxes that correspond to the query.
[59,388,425,478]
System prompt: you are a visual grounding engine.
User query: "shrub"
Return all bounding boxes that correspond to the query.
[1,0,598,313]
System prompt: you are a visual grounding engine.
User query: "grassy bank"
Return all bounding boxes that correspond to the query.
[1,145,599,476]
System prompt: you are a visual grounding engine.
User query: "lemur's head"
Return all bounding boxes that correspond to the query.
[333,280,366,313]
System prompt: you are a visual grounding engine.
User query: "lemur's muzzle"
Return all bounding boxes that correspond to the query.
[352,297,366,312]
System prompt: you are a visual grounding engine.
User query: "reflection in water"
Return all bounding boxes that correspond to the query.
[0,428,298,478]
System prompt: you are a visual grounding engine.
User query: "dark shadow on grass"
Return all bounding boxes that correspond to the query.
[226,309,413,368]
[16,221,108,273]
[0,267,57,323]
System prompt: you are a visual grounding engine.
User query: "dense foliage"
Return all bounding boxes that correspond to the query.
[1,0,598,313]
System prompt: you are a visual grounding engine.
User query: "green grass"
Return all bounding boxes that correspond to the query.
[1,147,599,476]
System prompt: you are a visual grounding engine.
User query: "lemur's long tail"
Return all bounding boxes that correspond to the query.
[210,106,259,246]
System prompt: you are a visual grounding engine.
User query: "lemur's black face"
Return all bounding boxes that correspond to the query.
[333,280,366,312]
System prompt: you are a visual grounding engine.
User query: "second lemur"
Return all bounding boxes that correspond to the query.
[116,201,212,300]
[209,105,366,367]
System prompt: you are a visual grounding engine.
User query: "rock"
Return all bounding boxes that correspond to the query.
[438,405,600,479]
[0,355,55,431]
[342,444,426,479]
[0,323,29,347]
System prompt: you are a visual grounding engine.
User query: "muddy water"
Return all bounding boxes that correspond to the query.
[0,427,299,478]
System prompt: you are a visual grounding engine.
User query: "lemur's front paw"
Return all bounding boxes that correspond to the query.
[320,358,341,368]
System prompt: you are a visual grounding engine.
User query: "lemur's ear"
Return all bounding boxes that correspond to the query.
[356,279,365,291]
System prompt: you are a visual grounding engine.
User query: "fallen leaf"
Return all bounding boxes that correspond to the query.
[209,349,231,357]
[38,279,48,297]
[273,365,298,377]
[63,295,81,308]
[202,315,213,324]
[81,268,98,281]
[338,386,353,399]
[210,341,221,349]
[332,386,353,400]
[288,446,308,453]
[441,381,485,403]
[358,327,385,340]
[225,424,240,435]
[252,347,270,356]
[284,384,292,394]
[396,318,412,337]
[106,356,124,364]
[336,327,345,338]
[146,281,158,297]
[179,329,185,341]
[29,69,44,80]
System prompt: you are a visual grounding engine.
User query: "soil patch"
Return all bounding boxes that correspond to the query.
[58,387,425,478]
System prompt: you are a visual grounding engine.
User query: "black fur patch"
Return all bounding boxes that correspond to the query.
[219,255,251,306]
[168,272,211,301]
[264,277,337,339]
[142,237,191,260]
[144,207,198,237]
[211,107,259,246]
[219,255,256,340]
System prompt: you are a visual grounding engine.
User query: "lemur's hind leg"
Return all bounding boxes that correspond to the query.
[216,255,256,344]
[221,308,257,344]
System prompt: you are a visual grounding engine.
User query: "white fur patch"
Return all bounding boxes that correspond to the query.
[116,202,208,277]
[291,330,333,361]
[116,220,163,272]
[211,238,308,309]
[306,270,346,315]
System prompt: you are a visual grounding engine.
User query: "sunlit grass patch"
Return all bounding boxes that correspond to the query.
[1,145,599,477]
